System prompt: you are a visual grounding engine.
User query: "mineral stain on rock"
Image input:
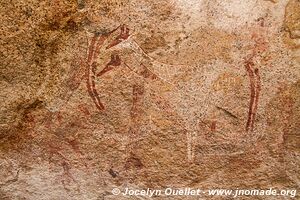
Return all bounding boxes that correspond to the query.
[108,168,118,178]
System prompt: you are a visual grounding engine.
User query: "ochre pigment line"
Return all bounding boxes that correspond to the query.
[251,68,261,131]
[87,36,98,65]
[97,55,121,77]
[106,25,130,49]
[245,60,256,132]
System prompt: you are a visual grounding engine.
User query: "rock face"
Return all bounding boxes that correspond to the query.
[0,0,299,199]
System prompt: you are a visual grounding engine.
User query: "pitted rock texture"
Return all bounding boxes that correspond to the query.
[0,0,299,199]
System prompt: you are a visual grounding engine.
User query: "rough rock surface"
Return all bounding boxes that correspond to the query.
[0,0,299,199]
